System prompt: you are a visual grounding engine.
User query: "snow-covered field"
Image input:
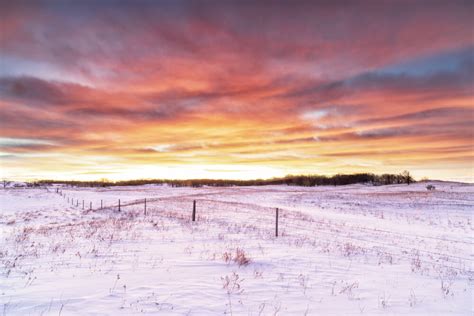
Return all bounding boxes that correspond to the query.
[0,182,473,315]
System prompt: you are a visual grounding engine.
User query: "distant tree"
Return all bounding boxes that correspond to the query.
[401,170,413,185]
[34,171,416,188]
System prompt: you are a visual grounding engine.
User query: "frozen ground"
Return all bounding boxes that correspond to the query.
[0,182,473,315]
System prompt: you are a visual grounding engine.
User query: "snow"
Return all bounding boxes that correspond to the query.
[0,182,473,315]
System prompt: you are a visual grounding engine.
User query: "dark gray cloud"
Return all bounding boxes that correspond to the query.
[0,76,69,106]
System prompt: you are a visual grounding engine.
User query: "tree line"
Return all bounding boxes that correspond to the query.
[35,171,414,188]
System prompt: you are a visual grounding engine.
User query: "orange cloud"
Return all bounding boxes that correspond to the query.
[1,1,473,182]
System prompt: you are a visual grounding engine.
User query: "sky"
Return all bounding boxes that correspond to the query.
[0,0,473,182]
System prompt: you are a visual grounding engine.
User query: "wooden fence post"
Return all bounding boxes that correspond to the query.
[76,199,78,207]
[275,208,279,237]
[144,198,147,216]
[192,200,196,221]
[82,200,84,210]
[101,199,103,209]
[118,199,121,212]
[90,201,92,210]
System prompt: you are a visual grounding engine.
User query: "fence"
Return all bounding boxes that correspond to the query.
[56,188,281,236]
[52,187,473,272]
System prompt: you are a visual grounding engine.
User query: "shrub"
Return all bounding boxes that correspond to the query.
[222,248,251,266]
[234,248,251,266]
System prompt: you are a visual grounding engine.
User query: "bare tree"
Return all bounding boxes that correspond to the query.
[401,170,413,185]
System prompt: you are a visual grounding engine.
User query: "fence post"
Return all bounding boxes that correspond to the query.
[144,198,147,216]
[192,200,196,221]
[67,197,69,203]
[90,201,92,210]
[118,199,121,212]
[101,199,103,209]
[275,208,279,237]
[76,199,78,207]
[82,200,84,210]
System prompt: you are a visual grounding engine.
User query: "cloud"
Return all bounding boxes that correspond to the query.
[318,120,473,143]
[0,76,69,106]
[0,137,58,153]
[2,1,472,83]
[0,1,473,180]
[357,107,473,125]
[279,47,474,104]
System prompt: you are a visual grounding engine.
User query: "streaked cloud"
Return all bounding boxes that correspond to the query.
[0,1,473,181]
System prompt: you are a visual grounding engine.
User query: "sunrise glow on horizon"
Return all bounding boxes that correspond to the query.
[1,1,473,182]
